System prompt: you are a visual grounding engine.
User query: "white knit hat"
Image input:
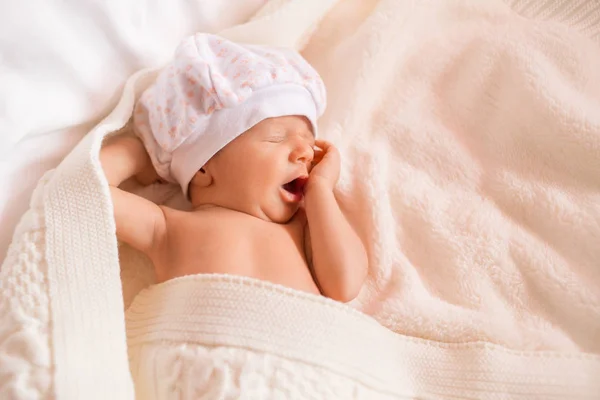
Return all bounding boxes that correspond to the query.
[133,33,327,197]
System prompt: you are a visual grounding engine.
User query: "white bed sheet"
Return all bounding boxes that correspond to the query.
[0,128,86,263]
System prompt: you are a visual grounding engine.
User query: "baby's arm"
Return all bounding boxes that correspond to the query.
[99,135,166,255]
[304,141,368,302]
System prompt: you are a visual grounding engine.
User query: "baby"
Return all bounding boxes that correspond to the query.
[100,34,367,302]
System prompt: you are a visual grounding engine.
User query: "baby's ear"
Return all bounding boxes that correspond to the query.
[190,166,213,188]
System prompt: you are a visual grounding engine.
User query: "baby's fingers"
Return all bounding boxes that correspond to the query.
[316,140,340,159]
[312,147,325,163]
[315,139,333,152]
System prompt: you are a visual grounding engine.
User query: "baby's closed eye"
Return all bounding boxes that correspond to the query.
[265,136,285,143]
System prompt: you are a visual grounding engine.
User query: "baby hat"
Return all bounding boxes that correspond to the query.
[133,33,326,197]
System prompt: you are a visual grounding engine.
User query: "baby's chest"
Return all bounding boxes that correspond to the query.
[175,219,316,293]
[162,217,319,294]
[241,219,309,273]
[170,217,307,271]
[243,222,318,293]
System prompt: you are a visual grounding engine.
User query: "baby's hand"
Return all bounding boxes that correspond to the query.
[307,140,340,192]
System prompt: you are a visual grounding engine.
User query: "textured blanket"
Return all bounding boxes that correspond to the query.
[2,0,600,398]
[315,0,600,352]
[125,274,600,399]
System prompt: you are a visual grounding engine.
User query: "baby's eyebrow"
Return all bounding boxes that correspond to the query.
[299,130,315,141]
[271,123,314,141]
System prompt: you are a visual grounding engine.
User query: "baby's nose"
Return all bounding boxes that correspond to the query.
[290,143,314,164]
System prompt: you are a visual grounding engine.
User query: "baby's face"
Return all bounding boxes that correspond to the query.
[204,115,315,223]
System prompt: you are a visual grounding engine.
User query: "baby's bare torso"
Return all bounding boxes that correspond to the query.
[151,207,321,295]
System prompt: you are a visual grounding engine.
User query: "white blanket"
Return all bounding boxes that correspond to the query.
[2,0,600,398]
[125,274,600,399]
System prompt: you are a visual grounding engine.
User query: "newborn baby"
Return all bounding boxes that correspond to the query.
[100,34,367,302]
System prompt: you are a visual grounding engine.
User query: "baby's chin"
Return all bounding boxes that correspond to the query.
[264,204,301,224]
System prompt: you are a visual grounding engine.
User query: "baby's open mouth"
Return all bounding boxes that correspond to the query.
[282,177,308,200]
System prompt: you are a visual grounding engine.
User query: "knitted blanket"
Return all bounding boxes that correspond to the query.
[2,0,600,398]
[125,274,600,399]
